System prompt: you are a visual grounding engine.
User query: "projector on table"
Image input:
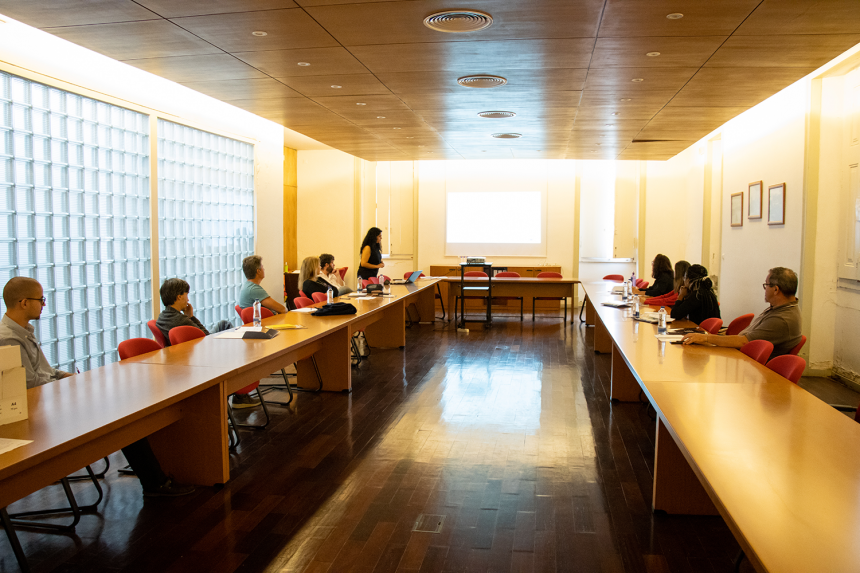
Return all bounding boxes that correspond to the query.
[465,256,486,264]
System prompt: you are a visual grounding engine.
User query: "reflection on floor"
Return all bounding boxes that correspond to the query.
[1,317,856,572]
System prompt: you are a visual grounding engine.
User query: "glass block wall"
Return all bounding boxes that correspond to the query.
[0,71,151,371]
[157,120,254,330]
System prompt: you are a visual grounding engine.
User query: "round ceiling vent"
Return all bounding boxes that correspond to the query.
[478,111,516,118]
[492,133,521,139]
[423,10,493,33]
[457,75,507,88]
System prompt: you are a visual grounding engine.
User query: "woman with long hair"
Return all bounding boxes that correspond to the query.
[644,260,690,306]
[670,264,720,324]
[634,254,674,297]
[357,227,385,281]
[299,256,338,300]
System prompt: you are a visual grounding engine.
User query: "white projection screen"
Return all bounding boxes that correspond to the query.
[443,160,549,257]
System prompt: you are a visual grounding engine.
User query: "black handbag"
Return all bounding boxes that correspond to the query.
[312,302,357,316]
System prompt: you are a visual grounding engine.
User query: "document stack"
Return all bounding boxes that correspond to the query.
[0,345,27,426]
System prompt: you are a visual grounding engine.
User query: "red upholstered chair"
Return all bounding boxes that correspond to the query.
[338,267,348,281]
[294,296,314,308]
[740,340,773,365]
[169,325,270,431]
[699,318,723,334]
[455,271,492,325]
[147,319,166,348]
[118,338,161,360]
[533,272,568,323]
[603,274,624,282]
[766,355,806,384]
[789,335,807,356]
[379,274,391,284]
[726,313,754,336]
[299,290,307,298]
[492,271,523,320]
[311,292,328,303]
[637,280,649,289]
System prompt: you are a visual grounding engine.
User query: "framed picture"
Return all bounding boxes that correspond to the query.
[731,192,743,227]
[768,183,785,225]
[748,181,762,219]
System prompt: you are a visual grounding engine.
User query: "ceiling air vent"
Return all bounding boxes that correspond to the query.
[478,111,516,118]
[423,10,493,33]
[457,75,507,88]
[492,133,521,139]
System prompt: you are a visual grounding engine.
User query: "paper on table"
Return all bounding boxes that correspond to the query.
[655,334,684,342]
[290,307,317,313]
[0,438,32,455]
[214,327,265,339]
[268,324,306,330]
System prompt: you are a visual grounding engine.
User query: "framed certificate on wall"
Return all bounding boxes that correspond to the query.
[748,181,762,219]
[731,192,743,227]
[768,183,785,225]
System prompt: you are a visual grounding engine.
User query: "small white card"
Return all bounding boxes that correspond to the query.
[0,437,32,455]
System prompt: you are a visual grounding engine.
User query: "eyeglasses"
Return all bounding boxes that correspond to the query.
[762,283,775,290]
[23,297,46,305]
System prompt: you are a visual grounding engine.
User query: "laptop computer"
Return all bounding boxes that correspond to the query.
[391,270,423,284]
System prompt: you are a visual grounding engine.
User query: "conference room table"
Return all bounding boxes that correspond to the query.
[581,281,860,573]
[442,276,580,322]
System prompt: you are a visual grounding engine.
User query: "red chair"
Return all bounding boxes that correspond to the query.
[169,325,270,431]
[740,340,773,365]
[360,277,380,289]
[699,318,723,334]
[239,306,304,401]
[766,355,806,383]
[492,271,523,320]
[603,274,624,282]
[118,338,161,360]
[533,272,567,323]
[637,280,649,289]
[726,313,754,336]
[455,271,492,326]
[338,267,348,281]
[311,292,328,303]
[379,274,391,284]
[294,296,314,308]
[299,290,307,298]
[147,319,166,348]
[234,305,243,318]
[789,335,807,356]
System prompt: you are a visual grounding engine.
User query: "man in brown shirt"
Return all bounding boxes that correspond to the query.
[681,267,802,357]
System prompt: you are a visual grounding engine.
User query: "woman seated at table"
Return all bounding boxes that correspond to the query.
[670,264,720,324]
[645,260,690,306]
[300,256,339,300]
[633,254,674,297]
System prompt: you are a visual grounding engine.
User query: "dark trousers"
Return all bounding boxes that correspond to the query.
[121,439,167,491]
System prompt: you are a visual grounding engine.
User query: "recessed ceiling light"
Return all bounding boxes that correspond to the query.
[356,102,366,106]
[596,143,602,146]
[646,52,661,57]
[331,85,342,89]
[631,78,644,82]
[393,127,401,129]
[458,75,507,88]
[406,137,414,139]
[605,124,613,127]
[252,31,268,36]
[666,13,684,19]
[377,116,386,119]
[424,10,493,33]
[477,111,516,118]
[297,62,310,66]
[611,112,620,116]
[492,133,521,139]
[620,98,632,102]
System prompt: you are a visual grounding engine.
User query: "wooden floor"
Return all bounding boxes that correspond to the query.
[2,316,856,573]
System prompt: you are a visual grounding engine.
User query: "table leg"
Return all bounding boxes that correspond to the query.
[365,300,406,347]
[594,314,613,354]
[653,417,718,515]
[414,286,436,323]
[610,343,641,401]
[585,296,596,326]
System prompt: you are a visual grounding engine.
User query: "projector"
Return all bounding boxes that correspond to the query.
[466,256,486,264]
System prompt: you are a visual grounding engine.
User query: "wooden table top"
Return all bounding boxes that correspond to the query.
[441,276,580,284]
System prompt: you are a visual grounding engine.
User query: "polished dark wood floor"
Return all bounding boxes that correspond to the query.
[2,316,856,573]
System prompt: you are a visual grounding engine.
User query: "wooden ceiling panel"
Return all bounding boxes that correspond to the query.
[575,104,662,121]
[305,0,603,46]
[376,69,588,95]
[578,90,677,107]
[279,74,392,97]
[234,47,369,77]
[584,67,698,92]
[735,0,860,35]
[669,67,815,107]
[590,37,725,68]
[136,0,297,18]
[598,0,760,37]
[635,126,716,141]
[349,38,595,73]
[399,90,582,111]
[308,94,411,114]
[46,20,221,60]
[169,9,338,52]
[179,79,302,102]
[645,107,748,129]
[0,0,157,27]
[705,35,860,68]
[415,109,578,125]
[342,113,429,128]
[122,54,268,83]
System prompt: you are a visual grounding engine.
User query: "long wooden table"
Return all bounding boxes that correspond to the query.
[443,276,580,322]
[581,281,860,573]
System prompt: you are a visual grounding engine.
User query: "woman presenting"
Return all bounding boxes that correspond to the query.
[357,227,385,281]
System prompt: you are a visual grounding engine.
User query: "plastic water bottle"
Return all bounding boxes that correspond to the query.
[622,280,629,301]
[633,295,640,319]
[253,299,261,327]
[326,285,333,304]
[657,306,668,334]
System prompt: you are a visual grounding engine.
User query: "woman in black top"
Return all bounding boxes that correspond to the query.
[357,227,385,281]
[299,256,338,299]
[670,264,720,324]
[635,254,674,297]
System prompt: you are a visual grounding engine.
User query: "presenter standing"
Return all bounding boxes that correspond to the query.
[357,227,385,281]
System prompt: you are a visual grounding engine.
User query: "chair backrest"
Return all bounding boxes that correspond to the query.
[464,271,488,277]
[294,296,314,309]
[603,274,624,282]
[168,324,206,346]
[312,292,328,303]
[401,271,427,279]
[537,272,562,278]
[495,271,520,278]
[740,339,773,365]
[789,335,807,356]
[234,305,243,318]
[726,313,754,336]
[338,266,348,280]
[368,277,379,284]
[379,274,391,283]
[299,290,307,298]
[699,317,723,334]
[638,280,649,289]
[240,305,274,324]
[118,338,162,360]
[147,319,166,348]
[767,355,806,383]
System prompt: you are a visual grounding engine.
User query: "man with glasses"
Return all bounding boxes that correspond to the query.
[0,277,194,496]
[682,267,802,358]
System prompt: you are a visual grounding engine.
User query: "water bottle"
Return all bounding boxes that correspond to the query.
[657,306,667,334]
[633,295,640,319]
[326,285,333,304]
[253,299,261,327]
[622,280,629,301]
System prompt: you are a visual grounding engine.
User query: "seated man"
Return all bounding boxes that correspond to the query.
[156,278,232,346]
[682,267,802,358]
[319,253,352,296]
[239,255,287,314]
[0,277,193,497]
